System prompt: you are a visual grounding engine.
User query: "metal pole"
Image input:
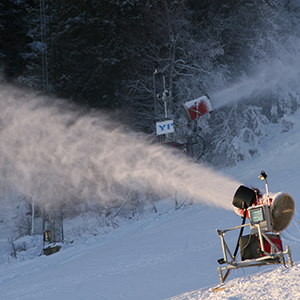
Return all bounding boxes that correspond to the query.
[265,178,269,205]
[31,197,35,236]
[162,76,167,119]
[153,70,157,121]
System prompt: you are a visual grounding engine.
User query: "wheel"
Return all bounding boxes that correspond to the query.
[191,134,205,162]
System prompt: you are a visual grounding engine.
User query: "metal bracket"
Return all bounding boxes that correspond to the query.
[216,222,293,284]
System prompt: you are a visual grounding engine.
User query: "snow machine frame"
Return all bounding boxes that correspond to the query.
[215,173,295,285]
[216,220,293,285]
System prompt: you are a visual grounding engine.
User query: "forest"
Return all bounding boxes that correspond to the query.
[1,0,300,166]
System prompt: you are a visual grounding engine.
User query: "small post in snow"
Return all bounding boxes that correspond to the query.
[31,197,35,236]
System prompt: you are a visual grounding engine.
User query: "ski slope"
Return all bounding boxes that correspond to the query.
[1,109,300,300]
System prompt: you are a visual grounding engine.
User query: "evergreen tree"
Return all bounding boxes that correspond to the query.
[0,0,32,79]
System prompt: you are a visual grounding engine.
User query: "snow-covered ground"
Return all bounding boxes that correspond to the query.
[1,108,300,300]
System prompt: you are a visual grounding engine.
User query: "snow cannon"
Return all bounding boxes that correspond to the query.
[215,171,294,288]
[181,95,212,123]
[233,186,295,233]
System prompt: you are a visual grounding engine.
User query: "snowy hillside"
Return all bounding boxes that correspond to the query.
[169,264,300,300]
[1,108,300,299]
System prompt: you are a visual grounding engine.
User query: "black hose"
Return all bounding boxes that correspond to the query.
[233,209,247,259]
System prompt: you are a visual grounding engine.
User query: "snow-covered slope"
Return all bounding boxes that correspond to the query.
[168,264,300,300]
[1,109,300,300]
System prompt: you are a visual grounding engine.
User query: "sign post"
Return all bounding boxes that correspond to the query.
[156,120,174,136]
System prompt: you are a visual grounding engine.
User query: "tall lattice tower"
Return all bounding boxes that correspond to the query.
[40,0,54,92]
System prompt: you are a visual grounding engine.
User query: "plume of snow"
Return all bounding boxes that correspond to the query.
[210,58,300,109]
[0,84,241,210]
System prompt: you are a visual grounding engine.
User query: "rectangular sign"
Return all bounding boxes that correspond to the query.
[156,120,174,135]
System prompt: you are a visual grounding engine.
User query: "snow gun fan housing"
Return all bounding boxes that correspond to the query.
[181,95,212,123]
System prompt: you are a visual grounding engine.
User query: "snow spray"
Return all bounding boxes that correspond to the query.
[210,59,300,109]
[0,84,240,210]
